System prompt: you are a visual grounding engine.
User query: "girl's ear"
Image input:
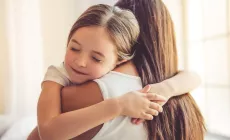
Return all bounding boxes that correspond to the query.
[116,59,128,66]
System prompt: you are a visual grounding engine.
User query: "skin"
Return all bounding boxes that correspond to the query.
[64,26,124,84]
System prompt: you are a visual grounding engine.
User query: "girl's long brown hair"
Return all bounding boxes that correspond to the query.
[115,0,206,140]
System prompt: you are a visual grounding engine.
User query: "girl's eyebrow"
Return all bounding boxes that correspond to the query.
[71,39,81,46]
[72,39,105,58]
[92,51,105,58]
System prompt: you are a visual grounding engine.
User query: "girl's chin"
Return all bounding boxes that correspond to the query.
[70,78,88,84]
[71,80,85,84]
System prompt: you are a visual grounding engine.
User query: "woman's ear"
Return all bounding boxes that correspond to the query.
[116,59,128,66]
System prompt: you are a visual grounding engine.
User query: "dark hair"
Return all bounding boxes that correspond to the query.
[67,4,140,61]
[115,0,206,140]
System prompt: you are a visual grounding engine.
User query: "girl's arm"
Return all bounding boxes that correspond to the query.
[149,71,201,99]
[60,71,201,139]
[131,71,201,124]
[27,82,105,140]
[37,81,163,140]
[38,81,120,140]
[30,69,199,140]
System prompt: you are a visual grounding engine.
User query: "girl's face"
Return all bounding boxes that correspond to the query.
[64,26,119,84]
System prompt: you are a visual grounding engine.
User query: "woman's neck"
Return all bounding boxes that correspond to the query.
[113,61,139,76]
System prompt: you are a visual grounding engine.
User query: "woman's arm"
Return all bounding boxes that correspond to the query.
[61,81,104,112]
[60,82,106,140]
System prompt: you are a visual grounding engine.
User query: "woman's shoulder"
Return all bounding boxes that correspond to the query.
[104,71,140,80]
[113,61,139,77]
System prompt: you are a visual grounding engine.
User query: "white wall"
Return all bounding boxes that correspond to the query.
[40,0,117,71]
[186,0,230,137]
[0,0,118,120]
[0,0,10,114]
[3,0,44,118]
[40,0,83,69]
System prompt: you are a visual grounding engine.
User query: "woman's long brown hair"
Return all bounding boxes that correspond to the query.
[115,0,206,140]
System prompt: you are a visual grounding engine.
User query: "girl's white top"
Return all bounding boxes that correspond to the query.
[43,63,148,140]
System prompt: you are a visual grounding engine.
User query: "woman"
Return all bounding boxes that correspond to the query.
[115,0,206,139]
[28,0,205,140]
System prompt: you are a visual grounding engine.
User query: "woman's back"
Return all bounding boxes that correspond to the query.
[116,0,206,139]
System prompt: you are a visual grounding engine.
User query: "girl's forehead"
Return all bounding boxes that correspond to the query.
[70,27,117,52]
[73,26,110,42]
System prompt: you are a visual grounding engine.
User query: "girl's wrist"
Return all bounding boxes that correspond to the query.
[149,82,172,100]
[105,98,123,116]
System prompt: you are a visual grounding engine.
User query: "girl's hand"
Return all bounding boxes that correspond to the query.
[131,85,167,125]
[117,85,166,120]
[131,100,164,125]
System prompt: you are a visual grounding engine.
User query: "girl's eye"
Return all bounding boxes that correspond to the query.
[71,47,80,52]
[92,57,102,63]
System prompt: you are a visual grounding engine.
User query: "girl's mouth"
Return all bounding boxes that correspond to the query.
[71,68,88,75]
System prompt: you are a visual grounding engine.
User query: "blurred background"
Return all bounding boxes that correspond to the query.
[0,0,229,139]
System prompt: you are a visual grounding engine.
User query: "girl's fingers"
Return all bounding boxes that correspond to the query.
[146,93,167,101]
[131,118,137,124]
[141,112,153,120]
[132,118,145,125]
[149,102,163,112]
[146,108,159,116]
[131,118,138,124]
[135,118,144,125]
[153,100,167,106]
[139,85,151,93]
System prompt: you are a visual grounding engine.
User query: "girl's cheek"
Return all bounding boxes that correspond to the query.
[65,52,74,64]
[90,66,105,78]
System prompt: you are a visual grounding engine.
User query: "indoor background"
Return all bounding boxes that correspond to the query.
[0,0,229,139]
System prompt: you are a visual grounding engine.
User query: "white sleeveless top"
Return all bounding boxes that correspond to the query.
[92,71,148,140]
[43,64,148,140]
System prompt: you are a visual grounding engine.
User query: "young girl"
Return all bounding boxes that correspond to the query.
[29,4,201,140]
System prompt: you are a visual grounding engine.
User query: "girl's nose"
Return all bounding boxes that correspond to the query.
[74,54,87,68]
